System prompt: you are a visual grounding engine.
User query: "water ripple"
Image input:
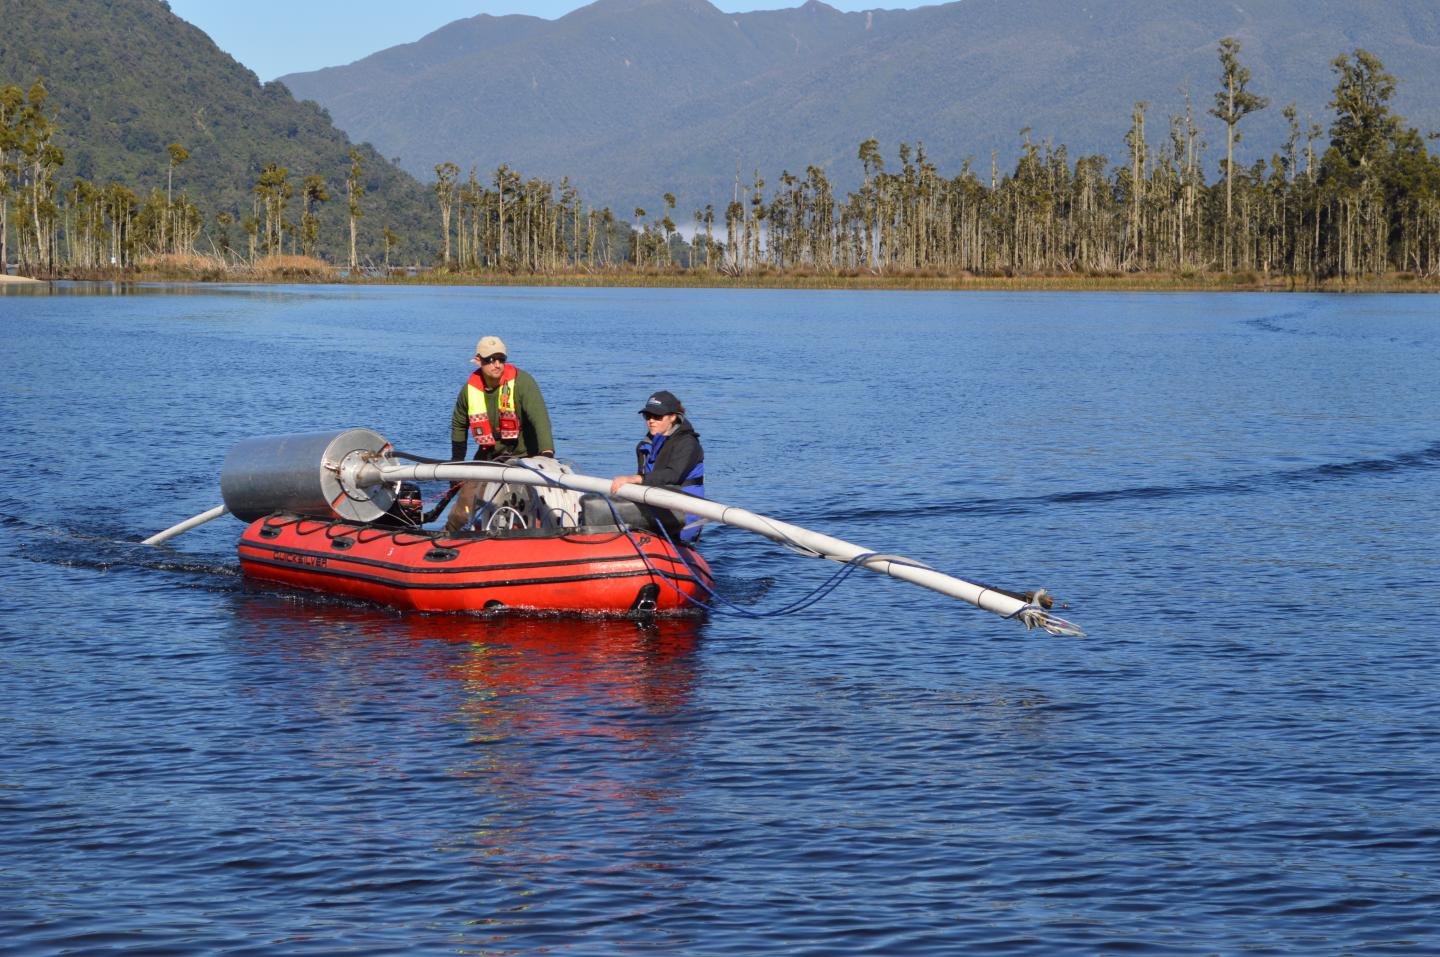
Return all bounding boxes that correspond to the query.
[824,439,1440,523]
[4,288,1440,955]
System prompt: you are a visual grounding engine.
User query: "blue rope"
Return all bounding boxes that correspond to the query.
[599,493,881,619]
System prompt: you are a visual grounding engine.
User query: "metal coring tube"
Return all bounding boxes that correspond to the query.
[353,456,1085,636]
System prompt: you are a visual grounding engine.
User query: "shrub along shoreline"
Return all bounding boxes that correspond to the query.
[19,256,1438,293]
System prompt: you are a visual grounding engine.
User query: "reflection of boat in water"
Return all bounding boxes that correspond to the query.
[228,603,705,829]
[426,614,704,723]
[220,431,711,615]
[231,600,704,741]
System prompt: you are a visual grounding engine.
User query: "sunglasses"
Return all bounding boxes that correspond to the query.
[642,412,670,420]
[475,353,507,365]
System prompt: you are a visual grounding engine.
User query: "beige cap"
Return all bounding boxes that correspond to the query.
[474,335,507,358]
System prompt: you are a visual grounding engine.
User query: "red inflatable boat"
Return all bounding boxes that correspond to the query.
[237,513,712,614]
[215,433,713,615]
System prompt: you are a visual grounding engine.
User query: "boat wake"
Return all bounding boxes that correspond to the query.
[2,511,241,585]
[30,549,242,584]
[1240,304,1327,337]
[1241,303,1429,347]
[825,440,1440,523]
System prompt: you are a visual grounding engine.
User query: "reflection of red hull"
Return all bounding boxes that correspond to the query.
[237,514,712,614]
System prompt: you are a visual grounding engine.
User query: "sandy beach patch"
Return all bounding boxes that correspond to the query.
[0,274,42,284]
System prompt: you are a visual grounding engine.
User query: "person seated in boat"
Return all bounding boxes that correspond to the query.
[610,390,706,544]
[444,335,555,534]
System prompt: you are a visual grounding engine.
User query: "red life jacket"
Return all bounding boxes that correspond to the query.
[466,365,520,447]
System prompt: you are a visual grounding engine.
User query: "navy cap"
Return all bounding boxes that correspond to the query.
[639,390,682,415]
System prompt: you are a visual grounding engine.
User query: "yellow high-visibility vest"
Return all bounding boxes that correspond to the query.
[466,365,520,447]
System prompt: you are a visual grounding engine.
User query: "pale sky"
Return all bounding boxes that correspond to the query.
[168,0,933,82]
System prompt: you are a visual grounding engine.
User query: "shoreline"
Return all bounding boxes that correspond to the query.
[19,267,1440,293]
[0,274,42,284]
[368,272,1440,293]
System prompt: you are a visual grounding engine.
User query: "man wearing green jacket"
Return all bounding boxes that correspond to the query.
[444,335,554,533]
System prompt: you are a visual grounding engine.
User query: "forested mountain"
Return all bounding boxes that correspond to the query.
[280,0,1440,216]
[0,0,433,261]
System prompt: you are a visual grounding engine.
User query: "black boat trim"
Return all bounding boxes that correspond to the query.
[241,554,702,592]
[240,540,698,578]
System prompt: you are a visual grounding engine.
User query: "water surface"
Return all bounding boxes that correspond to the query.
[2,283,1438,954]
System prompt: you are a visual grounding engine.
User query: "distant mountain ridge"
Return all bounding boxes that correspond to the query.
[0,0,433,260]
[280,0,1440,216]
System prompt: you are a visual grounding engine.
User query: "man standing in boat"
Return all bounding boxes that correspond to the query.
[444,335,554,533]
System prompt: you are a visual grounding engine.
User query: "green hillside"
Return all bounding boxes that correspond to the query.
[281,0,1440,218]
[0,0,435,263]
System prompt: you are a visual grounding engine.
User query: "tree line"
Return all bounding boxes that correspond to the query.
[5,42,1439,281]
[701,45,1438,282]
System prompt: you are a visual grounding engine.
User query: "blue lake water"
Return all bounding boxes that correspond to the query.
[1,282,1438,955]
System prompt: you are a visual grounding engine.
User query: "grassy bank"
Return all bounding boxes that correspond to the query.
[26,256,1440,293]
[370,268,1440,293]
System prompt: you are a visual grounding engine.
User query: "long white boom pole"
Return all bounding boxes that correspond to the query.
[141,504,230,546]
[354,459,1084,637]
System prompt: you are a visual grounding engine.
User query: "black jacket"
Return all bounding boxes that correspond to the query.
[636,418,704,489]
